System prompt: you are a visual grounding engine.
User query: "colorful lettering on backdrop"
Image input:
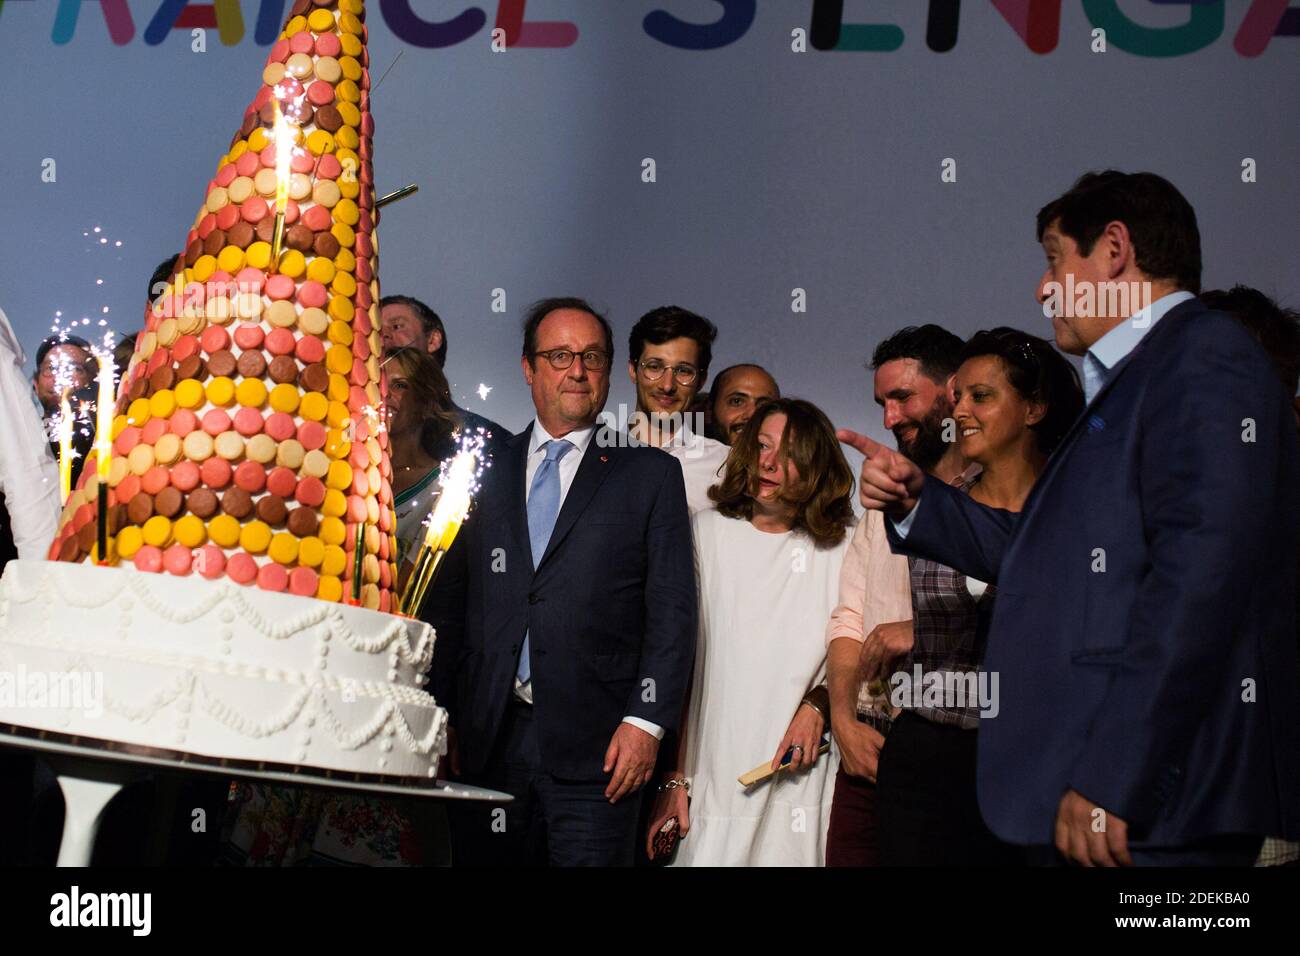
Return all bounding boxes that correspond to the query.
[3,0,1295,57]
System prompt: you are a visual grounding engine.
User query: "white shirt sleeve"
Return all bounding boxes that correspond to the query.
[889,495,921,538]
[622,716,666,740]
[0,307,60,559]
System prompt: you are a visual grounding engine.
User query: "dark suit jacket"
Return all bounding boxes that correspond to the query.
[424,423,697,781]
[890,299,1300,847]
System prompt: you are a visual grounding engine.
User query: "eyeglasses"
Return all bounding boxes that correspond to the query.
[638,358,700,387]
[532,348,610,372]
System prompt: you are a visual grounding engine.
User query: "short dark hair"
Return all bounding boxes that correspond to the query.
[1201,286,1300,395]
[148,255,180,302]
[521,297,614,364]
[627,306,717,373]
[959,327,1084,456]
[381,294,448,367]
[870,325,964,383]
[35,334,95,373]
[1036,170,1202,294]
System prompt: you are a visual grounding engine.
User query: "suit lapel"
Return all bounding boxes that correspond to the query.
[537,426,617,571]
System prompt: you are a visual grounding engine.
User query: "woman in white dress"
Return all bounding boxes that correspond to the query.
[647,398,855,866]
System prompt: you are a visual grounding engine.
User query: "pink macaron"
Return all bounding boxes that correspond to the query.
[163,544,194,576]
[133,546,163,574]
[295,477,326,508]
[297,420,327,451]
[113,426,142,456]
[171,459,201,492]
[288,566,318,597]
[298,281,328,309]
[172,334,201,363]
[234,460,267,494]
[202,409,233,437]
[233,407,265,437]
[200,457,233,489]
[196,544,226,580]
[265,412,297,442]
[265,274,296,301]
[301,205,332,232]
[295,335,325,364]
[141,466,171,496]
[141,417,168,446]
[256,562,289,593]
[169,408,199,438]
[233,322,265,350]
[266,466,298,498]
[201,325,231,354]
[227,552,258,585]
[265,328,296,356]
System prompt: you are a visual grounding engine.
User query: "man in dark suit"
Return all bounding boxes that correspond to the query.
[427,297,696,866]
[842,171,1300,866]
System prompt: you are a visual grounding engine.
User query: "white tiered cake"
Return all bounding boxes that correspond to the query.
[0,560,445,779]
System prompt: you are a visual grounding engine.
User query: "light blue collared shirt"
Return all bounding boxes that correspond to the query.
[1081,290,1195,405]
[895,290,1196,538]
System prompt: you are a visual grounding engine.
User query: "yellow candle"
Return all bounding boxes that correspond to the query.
[58,390,73,505]
[94,347,115,480]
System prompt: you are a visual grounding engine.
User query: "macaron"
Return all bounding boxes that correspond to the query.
[265,274,296,301]
[288,566,319,597]
[155,487,185,519]
[162,544,193,576]
[115,473,142,504]
[257,495,289,527]
[202,408,233,436]
[267,466,298,498]
[236,349,268,379]
[299,362,330,393]
[288,508,319,538]
[297,420,327,451]
[298,310,329,339]
[295,476,326,507]
[187,487,219,519]
[215,431,246,461]
[265,328,297,356]
[265,412,297,441]
[269,355,300,384]
[171,459,201,492]
[227,552,258,585]
[221,487,254,519]
[320,543,347,576]
[265,301,297,329]
[236,379,269,408]
[245,433,278,464]
[302,449,331,478]
[169,407,199,436]
[127,493,154,525]
[240,520,272,554]
[133,545,164,574]
[269,383,301,414]
[176,355,206,382]
[257,562,289,592]
[195,543,226,579]
[276,438,306,470]
[234,407,265,437]
[234,460,266,494]
[233,323,265,350]
[142,515,173,548]
[174,513,206,548]
[200,456,232,489]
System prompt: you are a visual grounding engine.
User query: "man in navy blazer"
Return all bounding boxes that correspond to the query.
[843,171,1300,866]
[427,297,696,866]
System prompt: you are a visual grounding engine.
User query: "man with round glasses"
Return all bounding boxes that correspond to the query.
[625,306,730,514]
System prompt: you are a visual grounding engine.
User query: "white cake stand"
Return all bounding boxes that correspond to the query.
[1,727,510,867]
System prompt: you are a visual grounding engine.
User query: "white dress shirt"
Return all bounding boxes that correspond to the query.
[659,425,730,515]
[0,306,60,559]
[515,417,664,741]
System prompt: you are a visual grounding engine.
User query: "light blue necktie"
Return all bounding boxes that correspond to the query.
[516,438,574,685]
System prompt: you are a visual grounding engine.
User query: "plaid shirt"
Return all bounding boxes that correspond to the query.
[901,473,995,730]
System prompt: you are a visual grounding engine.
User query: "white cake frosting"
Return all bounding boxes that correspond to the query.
[0,560,445,779]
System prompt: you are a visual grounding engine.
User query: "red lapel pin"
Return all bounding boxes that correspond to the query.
[599,455,608,463]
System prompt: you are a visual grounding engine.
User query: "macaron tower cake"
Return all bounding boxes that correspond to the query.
[0,0,447,780]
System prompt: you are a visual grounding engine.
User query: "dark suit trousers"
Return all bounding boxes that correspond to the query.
[826,768,880,866]
[877,711,1024,866]
[450,702,643,867]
